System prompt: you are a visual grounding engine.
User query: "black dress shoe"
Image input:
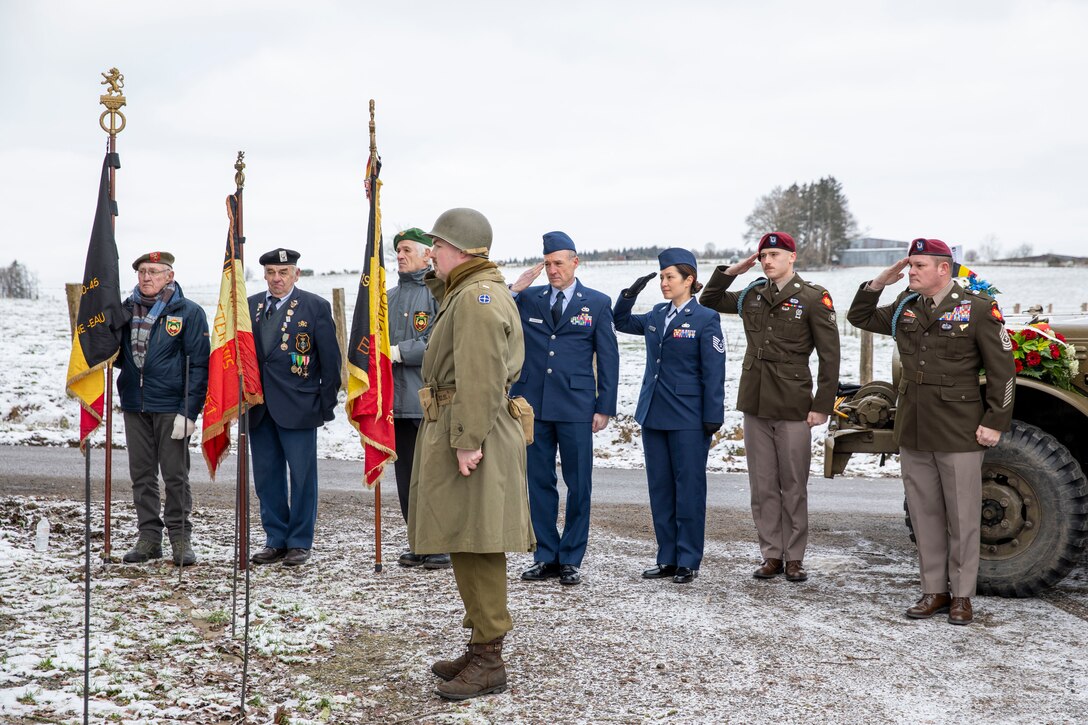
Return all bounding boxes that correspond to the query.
[250,546,287,565]
[642,564,677,579]
[282,548,312,566]
[559,564,581,586]
[673,567,698,584]
[521,562,561,581]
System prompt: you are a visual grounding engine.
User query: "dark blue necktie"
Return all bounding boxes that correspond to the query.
[551,290,565,325]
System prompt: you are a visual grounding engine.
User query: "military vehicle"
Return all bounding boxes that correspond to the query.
[826,316,1088,596]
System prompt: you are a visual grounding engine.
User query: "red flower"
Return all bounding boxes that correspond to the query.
[1011,338,1019,351]
[1026,351,1043,367]
[1050,344,1061,359]
[1021,329,1038,341]
[1015,359,1024,373]
[1056,332,1067,343]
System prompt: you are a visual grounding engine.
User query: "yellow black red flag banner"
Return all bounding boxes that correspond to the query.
[202,190,264,478]
[65,153,126,449]
[345,157,396,486]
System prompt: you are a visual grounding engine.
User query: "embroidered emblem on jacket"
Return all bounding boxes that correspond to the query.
[164,316,183,337]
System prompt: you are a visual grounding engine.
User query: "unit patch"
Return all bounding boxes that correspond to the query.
[295,332,312,354]
[478,294,491,304]
[164,316,183,337]
[990,303,1004,322]
[413,311,430,332]
[821,291,834,309]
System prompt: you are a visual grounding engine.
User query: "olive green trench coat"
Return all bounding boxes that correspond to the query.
[408,259,536,554]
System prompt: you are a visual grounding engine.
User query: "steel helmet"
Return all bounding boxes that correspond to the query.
[426,208,493,257]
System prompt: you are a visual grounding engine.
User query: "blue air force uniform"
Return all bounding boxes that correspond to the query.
[248,251,341,553]
[512,274,619,568]
[613,250,726,572]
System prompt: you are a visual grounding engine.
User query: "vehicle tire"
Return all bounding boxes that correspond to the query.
[903,419,1088,597]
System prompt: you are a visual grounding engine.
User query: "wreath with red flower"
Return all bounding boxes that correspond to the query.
[1006,322,1079,392]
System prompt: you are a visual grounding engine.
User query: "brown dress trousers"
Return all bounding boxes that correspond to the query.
[701,270,840,562]
[848,279,1015,597]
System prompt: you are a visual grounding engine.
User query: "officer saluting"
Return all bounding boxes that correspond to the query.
[247,248,341,567]
[510,231,619,586]
[700,231,840,583]
[848,238,1015,624]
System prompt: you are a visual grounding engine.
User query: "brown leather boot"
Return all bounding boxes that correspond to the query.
[431,640,472,681]
[785,560,808,582]
[753,558,784,579]
[435,636,507,700]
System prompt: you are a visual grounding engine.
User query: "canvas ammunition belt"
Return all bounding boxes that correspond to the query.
[418,385,457,421]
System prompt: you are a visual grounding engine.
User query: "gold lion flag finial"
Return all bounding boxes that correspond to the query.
[99,67,126,136]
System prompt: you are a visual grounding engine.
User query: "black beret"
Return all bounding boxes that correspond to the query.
[259,248,301,265]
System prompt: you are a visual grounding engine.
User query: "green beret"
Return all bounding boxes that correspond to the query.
[394,227,432,248]
[132,251,175,270]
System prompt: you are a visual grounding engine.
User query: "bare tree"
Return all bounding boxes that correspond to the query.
[1009,242,1034,259]
[977,233,1002,261]
[0,260,39,299]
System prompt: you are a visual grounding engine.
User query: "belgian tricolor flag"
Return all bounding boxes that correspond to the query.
[345,156,396,486]
[201,190,264,478]
[65,153,126,449]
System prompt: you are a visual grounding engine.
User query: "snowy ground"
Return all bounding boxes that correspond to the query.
[2,489,1087,724]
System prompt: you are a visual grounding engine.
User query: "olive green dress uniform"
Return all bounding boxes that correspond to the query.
[848,280,1015,596]
[700,270,840,563]
[408,257,535,643]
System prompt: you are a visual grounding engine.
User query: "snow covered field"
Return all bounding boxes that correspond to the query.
[7,260,1085,481]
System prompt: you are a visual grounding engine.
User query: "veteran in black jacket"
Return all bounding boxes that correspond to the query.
[248,248,341,567]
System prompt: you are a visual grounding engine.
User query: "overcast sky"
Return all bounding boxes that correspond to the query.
[2,0,1085,292]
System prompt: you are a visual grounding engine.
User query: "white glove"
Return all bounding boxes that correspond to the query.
[390,344,403,364]
[171,414,197,440]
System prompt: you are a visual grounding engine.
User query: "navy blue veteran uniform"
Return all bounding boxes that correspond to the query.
[613,248,726,574]
[248,248,341,559]
[511,231,619,574]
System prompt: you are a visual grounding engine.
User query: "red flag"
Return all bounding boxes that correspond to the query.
[65,153,125,449]
[201,191,263,478]
[345,157,396,486]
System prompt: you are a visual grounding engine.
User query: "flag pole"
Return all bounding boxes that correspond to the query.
[369,100,383,574]
[99,68,126,566]
[232,152,254,716]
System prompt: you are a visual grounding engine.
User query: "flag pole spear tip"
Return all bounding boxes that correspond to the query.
[98,67,127,137]
[235,151,246,190]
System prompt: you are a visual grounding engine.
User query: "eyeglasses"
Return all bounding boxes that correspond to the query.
[137,268,170,278]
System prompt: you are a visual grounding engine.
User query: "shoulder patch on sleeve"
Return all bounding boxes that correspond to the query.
[821,291,834,309]
[990,301,1004,322]
[478,293,492,304]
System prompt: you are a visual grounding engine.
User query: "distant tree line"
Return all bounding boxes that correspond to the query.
[744,176,859,267]
[0,260,39,299]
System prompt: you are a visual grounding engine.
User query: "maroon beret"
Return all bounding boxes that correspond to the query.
[758,232,796,253]
[909,238,953,257]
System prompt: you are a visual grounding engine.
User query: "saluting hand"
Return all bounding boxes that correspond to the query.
[622,272,657,299]
[869,257,911,291]
[726,252,759,277]
[457,447,484,476]
[510,262,545,294]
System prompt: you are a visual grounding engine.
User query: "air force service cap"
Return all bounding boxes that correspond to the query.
[658,247,697,270]
[758,232,796,253]
[259,248,301,265]
[909,238,953,257]
[542,231,577,255]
